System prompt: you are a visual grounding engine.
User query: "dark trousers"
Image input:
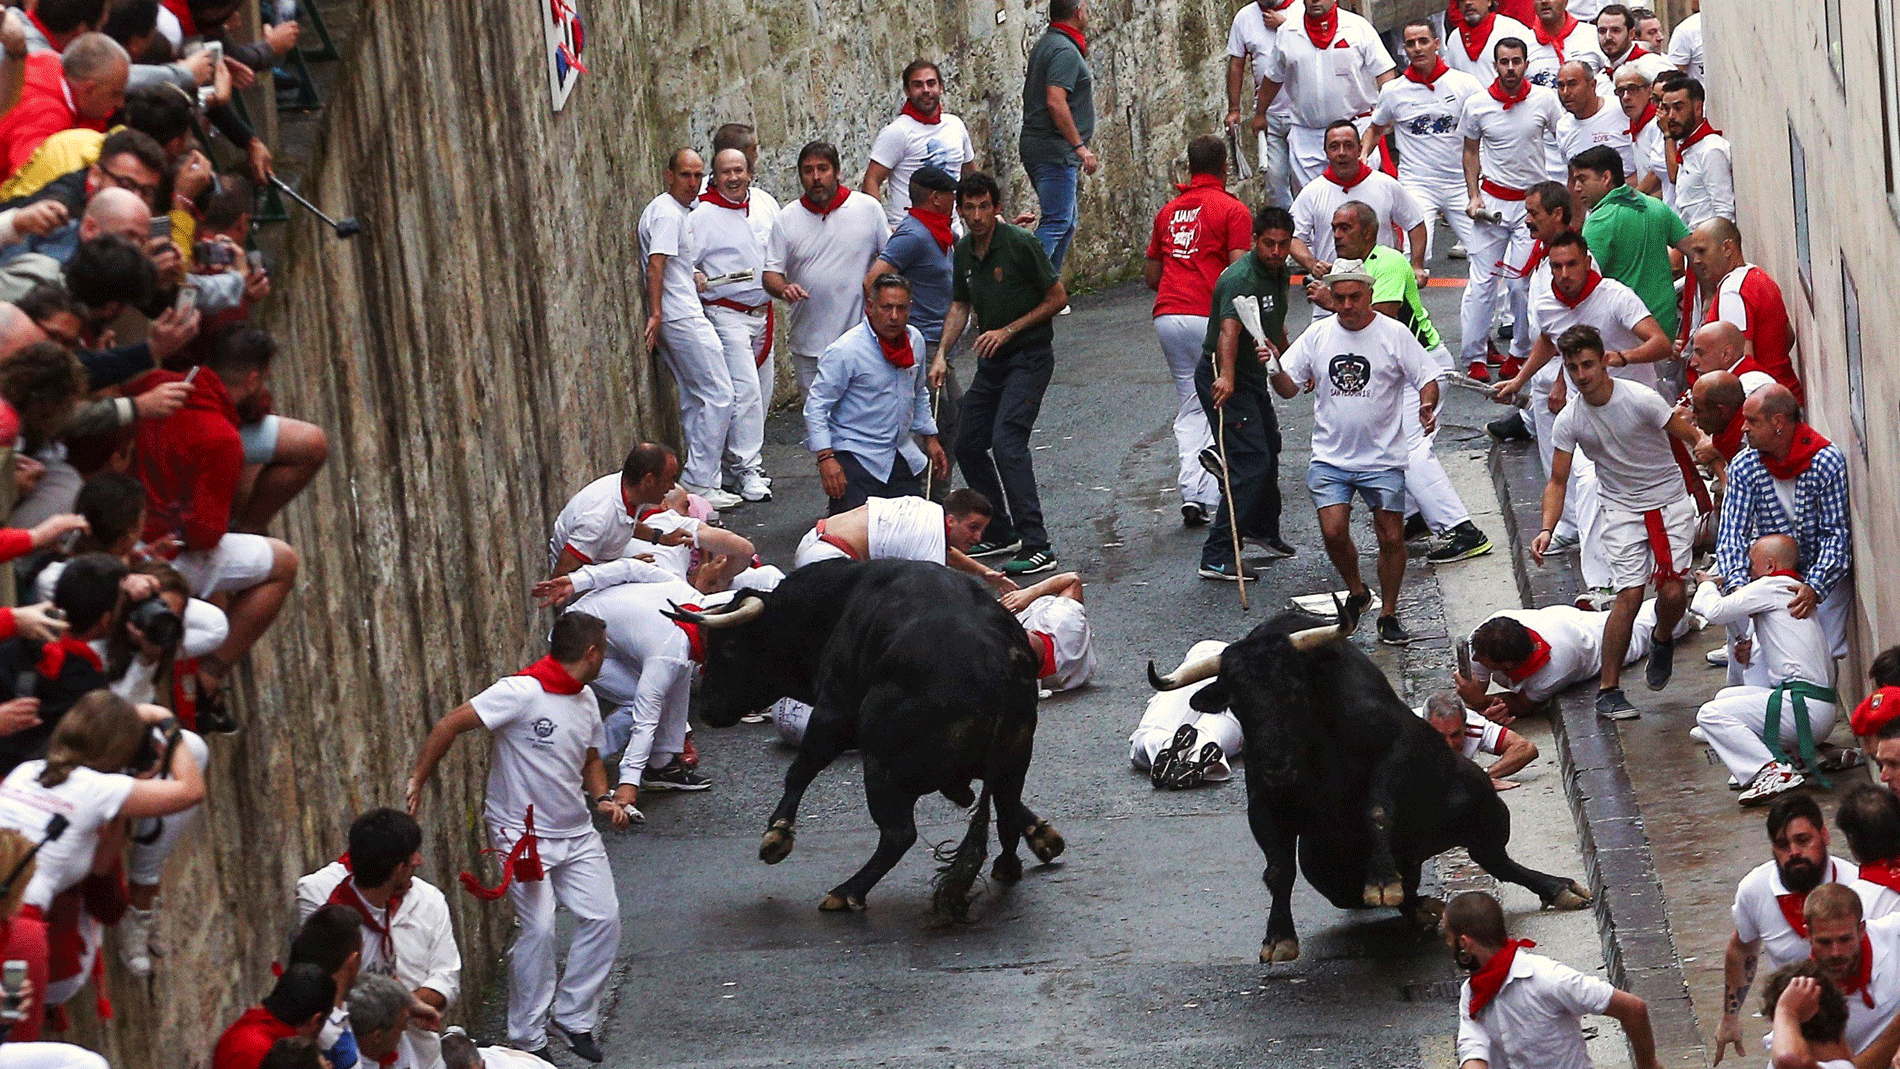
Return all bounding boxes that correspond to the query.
[955,342,1054,551]
[1194,357,1282,568]
[923,342,964,505]
[827,451,923,515]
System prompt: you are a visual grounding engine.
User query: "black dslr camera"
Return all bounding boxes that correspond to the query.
[125,596,183,650]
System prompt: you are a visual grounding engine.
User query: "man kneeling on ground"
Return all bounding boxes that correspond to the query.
[792,489,1014,593]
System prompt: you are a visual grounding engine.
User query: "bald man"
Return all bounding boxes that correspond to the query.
[1687,320,1776,397]
[0,34,128,176]
[1687,370,1747,467]
[1683,218,1800,400]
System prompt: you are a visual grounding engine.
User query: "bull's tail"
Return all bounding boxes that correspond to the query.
[931,784,992,919]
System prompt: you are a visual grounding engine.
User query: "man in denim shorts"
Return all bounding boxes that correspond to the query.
[1271,259,1439,644]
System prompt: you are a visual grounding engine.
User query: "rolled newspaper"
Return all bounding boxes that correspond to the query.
[1232,295,1281,376]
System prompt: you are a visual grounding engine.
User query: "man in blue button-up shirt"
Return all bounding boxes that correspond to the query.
[804,274,948,513]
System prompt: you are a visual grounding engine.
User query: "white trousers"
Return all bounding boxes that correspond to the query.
[1129,699,1243,782]
[127,730,208,886]
[1401,372,1471,533]
[1153,314,1219,510]
[1400,174,1478,263]
[494,826,621,1045]
[657,314,735,490]
[1571,459,1612,591]
[703,304,769,477]
[1461,199,1533,362]
[1696,685,1838,782]
[603,655,693,784]
[1256,112,1295,209]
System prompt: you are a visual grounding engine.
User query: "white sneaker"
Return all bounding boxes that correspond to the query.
[118,905,157,976]
[1739,763,1805,806]
[1057,304,1072,316]
[1706,647,1730,667]
[1449,242,1468,260]
[684,483,743,510]
[1689,726,1708,743]
[737,470,772,502]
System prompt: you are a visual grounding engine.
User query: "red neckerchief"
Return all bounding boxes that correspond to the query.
[517,655,584,695]
[1760,424,1830,481]
[899,100,941,125]
[1610,43,1651,68]
[1763,569,1803,581]
[1627,101,1657,139]
[326,866,403,962]
[908,206,956,252]
[1517,239,1548,277]
[1500,630,1552,683]
[374,1052,400,1067]
[1460,10,1498,61]
[1553,270,1602,309]
[1836,935,1879,1009]
[1029,632,1058,679]
[800,189,848,218]
[36,636,103,677]
[698,187,749,213]
[1861,859,1900,895]
[1673,120,1722,164]
[1533,14,1579,62]
[1050,21,1088,56]
[1405,58,1452,88]
[1466,939,1536,1016]
[1303,6,1340,48]
[160,0,198,36]
[1713,406,1746,460]
[1853,688,1900,737]
[1775,863,1838,937]
[672,604,706,663]
[1323,161,1374,190]
[877,329,917,369]
[1489,77,1532,110]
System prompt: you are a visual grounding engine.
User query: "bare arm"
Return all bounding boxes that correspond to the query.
[1463,138,1484,204]
[938,301,972,358]
[763,270,808,302]
[1714,931,1760,1064]
[1226,55,1248,124]
[1289,237,1322,275]
[1602,990,1661,1069]
[1486,729,1538,779]
[862,160,893,201]
[406,704,483,816]
[1143,257,1163,291]
[1496,332,1555,403]
[644,253,669,349]
[948,548,1015,593]
[118,736,208,818]
[693,524,755,558]
[1407,222,1428,272]
[1610,316,1671,366]
[865,257,900,297]
[1664,405,1713,456]
[1530,448,1575,563]
[1361,122,1392,162]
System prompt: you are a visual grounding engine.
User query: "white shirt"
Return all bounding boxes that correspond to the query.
[1416,706,1507,760]
[624,510,700,580]
[765,190,890,357]
[1469,606,1606,703]
[1528,274,1660,391]
[1841,914,1900,1053]
[569,578,700,710]
[0,764,134,910]
[549,472,638,569]
[1690,576,1834,688]
[1853,879,1900,923]
[468,673,607,838]
[866,495,947,563]
[1445,15,1537,82]
[1667,13,1704,84]
[1456,950,1616,1069]
[1291,169,1425,263]
[1550,99,1637,182]
[1261,10,1396,128]
[1731,856,1859,972]
[1372,69,1484,185]
[1674,131,1735,228]
[691,188,779,307]
[637,192,707,323]
[1226,0,1297,118]
[868,112,974,225]
[1629,114,1670,199]
[1551,378,1683,511]
[1460,84,1565,196]
[1525,23,1606,89]
[1567,0,1605,19]
[1015,594,1095,693]
[1278,313,1439,471]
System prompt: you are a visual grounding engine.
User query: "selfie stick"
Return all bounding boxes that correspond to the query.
[268,174,363,238]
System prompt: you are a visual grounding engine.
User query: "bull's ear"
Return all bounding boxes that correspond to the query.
[1189,682,1231,714]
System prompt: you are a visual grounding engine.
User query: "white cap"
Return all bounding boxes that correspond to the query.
[1326,259,1375,286]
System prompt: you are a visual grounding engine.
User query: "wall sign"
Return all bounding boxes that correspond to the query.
[543,0,587,111]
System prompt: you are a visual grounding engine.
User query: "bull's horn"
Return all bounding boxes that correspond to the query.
[1286,599,1352,653]
[1148,651,1222,691]
[692,596,766,628]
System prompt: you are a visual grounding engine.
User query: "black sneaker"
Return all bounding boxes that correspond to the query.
[1343,589,1373,625]
[1197,446,1226,481]
[1376,614,1413,645]
[967,537,1022,558]
[1151,724,1198,788]
[1427,523,1494,564]
[1169,741,1225,790]
[1001,548,1057,575]
[1486,410,1533,442]
[1198,560,1258,581]
[1645,634,1676,691]
[195,685,239,735]
[553,1022,605,1063]
[1181,502,1211,528]
[1245,535,1296,559]
[643,759,712,792]
[1595,687,1639,720]
[1403,513,1431,542]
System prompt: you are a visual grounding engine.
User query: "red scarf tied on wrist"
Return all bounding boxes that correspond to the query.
[1500,630,1552,684]
[1466,939,1536,1016]
[699,187,749,213]
[518,655,584,694]
[1405,58,1452,88]
[878,329,917,369]
[801,189,848,218]
[1488,77,1532,110]
[900,100,941,125]
[908,206,956,252]
[1553,270,1603,309]
[1303,5,1341,48]
[1050,21,1088,55]
[1323,161,1373,191]
[1761,424,1830,481]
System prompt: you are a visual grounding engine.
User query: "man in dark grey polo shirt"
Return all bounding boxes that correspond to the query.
[1020,0,1097,275]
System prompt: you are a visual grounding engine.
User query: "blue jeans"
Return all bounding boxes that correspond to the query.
[1026,160,1080,271]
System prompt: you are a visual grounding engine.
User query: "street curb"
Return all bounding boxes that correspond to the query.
[1487,440,1709,1067]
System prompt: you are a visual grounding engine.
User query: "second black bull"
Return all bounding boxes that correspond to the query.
[1149,606,1591,963]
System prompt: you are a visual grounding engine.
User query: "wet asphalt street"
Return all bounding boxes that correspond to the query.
[510,231,1535,1068]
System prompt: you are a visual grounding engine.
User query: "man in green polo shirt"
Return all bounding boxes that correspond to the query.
[1571,144,1690,338]
[935,171,1068,576]
[1195,204,1296,581]
[1309,200,1493,564]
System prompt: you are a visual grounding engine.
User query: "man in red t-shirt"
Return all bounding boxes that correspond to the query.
[211,964,334,1069]
[0,33,127,178]
[1684,217,1801,403]
[1144,135,1253,528]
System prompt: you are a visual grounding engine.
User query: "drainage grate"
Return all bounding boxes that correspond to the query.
[1398,979,1465,1003]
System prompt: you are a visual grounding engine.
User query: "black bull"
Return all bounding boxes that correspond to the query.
[664,560,1065,915]
[1149,607,1590,963]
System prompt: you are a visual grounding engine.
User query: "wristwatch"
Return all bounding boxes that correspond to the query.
[595,793,615,806]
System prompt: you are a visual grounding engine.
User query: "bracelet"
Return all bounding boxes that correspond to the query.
[815,450,835,464]
[1538,528,1553,536]
[596,793,615,805]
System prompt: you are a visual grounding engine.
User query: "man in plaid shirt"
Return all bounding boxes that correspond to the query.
[1713,386,1852,683]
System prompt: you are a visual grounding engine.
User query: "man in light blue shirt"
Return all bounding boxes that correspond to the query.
[805,274,949,513]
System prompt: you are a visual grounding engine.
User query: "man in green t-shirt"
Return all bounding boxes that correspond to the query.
[1571,145,1690,337]
[1020,0,1098,273]
[1307,201,1493,564]
[1194,205,1296,581]
[936,172,1069,576]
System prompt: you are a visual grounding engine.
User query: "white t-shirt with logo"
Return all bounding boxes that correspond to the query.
[0,763,135,910]
[637,192,707,323]
[1372,69,1484,186]
[1278,313,1439,472]
[1550,100,1637,182]
[470,674,606,838]
[1550,377,1681,510]
[868,112,975,225]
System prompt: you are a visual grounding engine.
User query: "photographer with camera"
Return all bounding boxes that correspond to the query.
[0,554,122,774]
[0,688,202,1018]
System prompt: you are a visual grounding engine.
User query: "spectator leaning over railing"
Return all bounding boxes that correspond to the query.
[0,34,129,180]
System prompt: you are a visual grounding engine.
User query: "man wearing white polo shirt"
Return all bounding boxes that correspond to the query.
[1225,0,1298,208]
[1524,0,1603,89]
[1364,20,1483,263]
[1251,0,1396,188]
[764,141,890,395]
[862,60,976,227]
[1290,121,1426,284]
[546,443,680,579]
[1444,0,1535,82]
[1459,37,1562,381]
[693,148,780,504]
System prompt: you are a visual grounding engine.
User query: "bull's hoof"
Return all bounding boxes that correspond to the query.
[1259,937,1301,963]
[1545,880,1593,911]
[1025,820,1066,864]
[1362,879,1405,908]
[992,853,1023,883]
[759,820,795,864]
[819,892,865,912]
